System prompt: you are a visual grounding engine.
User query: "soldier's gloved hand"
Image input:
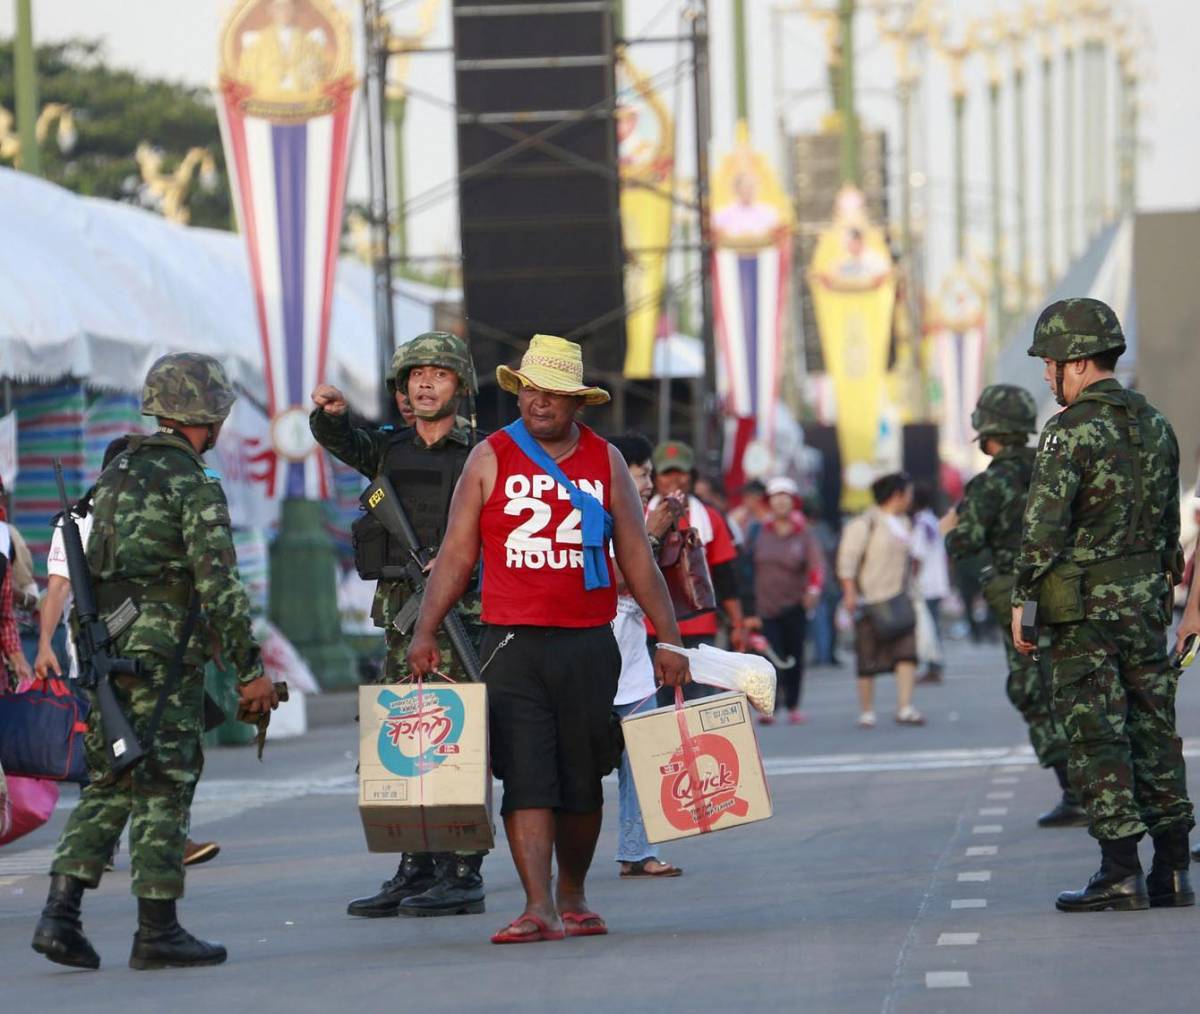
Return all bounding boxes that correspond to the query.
[238,674,280,716]
[406,631,441,678]
[1011,605,1036,655]
[311,384,348,416]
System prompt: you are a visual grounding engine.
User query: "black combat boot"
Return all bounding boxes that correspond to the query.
[1147,826,1194,908]
[346,853,437,917]
[1055,835,1149,912]
[128,898,227,970]
[1038,764,1090,828]
[31,874,101,970]
[399,853,486,917]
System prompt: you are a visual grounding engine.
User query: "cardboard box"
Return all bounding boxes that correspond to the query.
[358,682,493,853]
[622,691,772,843]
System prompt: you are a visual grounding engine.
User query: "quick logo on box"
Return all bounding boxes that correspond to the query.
[375,687,465,778]
[659,732,750,831]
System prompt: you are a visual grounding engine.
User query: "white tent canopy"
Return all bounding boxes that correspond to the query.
[0,168,454,413]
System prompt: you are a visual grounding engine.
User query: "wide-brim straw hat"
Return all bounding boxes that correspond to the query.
[496,334,611,406]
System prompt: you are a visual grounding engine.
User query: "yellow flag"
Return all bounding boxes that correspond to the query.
[618,57,675,379]
[808,187,897,511]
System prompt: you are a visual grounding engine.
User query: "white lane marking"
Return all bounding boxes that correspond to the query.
[979,807,1009,816]
[966,846,998,857]
[0,846,55,878]
[1000,765,1026,773]
[992,777,1020,784]
[972,824,1003,834]
[937,933,980,946]
[951,899,987,909]
[926,972,971,989]
[957,871,992,882]
[987,791,1014,800]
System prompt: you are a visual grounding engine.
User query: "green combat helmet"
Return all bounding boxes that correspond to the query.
[141,352,236,424]
[387,331,477,396]
[1028,297,1126,363]
[971,384,1038,438]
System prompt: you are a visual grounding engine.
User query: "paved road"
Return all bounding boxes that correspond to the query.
[3,636,1200,1013]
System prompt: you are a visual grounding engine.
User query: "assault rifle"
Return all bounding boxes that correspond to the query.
[360,475,482,682]
[53,459,145,776]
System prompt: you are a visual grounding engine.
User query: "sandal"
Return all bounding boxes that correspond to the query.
[561,910,608,937]
[620,858,683,878]
[490,913,565,944]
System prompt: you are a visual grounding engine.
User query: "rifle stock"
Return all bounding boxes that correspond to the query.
[53,460,145,775]
[361,476,482,682]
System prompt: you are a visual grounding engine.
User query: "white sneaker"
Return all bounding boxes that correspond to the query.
[895,706,926,726]
[857,710,877,729]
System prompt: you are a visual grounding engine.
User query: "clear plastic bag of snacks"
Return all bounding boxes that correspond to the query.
[656,643,778,716]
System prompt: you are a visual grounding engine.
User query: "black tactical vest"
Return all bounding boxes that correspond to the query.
[352,427,476,581]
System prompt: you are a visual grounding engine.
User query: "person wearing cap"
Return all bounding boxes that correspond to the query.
[647,440,747,703]
[34,353,275,972]
[311,331,492,919]
[406,334,689,943]
[743,477,824,724]
[943,385,1082,828]
[1011,298,1193,912]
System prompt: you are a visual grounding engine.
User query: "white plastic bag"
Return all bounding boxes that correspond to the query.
[657,643,778,716]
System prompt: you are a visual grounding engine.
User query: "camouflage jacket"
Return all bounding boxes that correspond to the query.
[309,408,476,627]
[85,431,264,683]
[1012,378,1181,614]
[945,445,1036,575]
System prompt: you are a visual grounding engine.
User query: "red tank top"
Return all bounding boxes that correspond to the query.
[480,423,617,627]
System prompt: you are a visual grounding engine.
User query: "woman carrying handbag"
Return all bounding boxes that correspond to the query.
[836,472,925,728]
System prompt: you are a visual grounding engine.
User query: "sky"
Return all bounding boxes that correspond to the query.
[2,0,1196,294]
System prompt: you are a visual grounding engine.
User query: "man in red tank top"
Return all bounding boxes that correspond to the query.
[408,335,689,943]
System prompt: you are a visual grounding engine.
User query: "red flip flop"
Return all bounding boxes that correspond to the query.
[561,911,608,937]
[490,914,565,944]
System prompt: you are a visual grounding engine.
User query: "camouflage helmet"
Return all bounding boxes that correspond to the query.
[141,352,236,424]
[971,384,1037,438]
[387,332,476,396]
[1028,297,1126,362]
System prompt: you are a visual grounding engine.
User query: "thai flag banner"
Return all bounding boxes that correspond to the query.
[215,0,357,501]
[709,124,793,470]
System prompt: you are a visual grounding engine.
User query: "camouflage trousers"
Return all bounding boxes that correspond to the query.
[51,661,205,900]
[1049,616,1195,841]
[1000,624,1068,769]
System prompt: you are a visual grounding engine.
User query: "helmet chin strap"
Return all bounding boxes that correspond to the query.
[202,423,217,453]
[1054,362,1068,407]
[412,394,460,423]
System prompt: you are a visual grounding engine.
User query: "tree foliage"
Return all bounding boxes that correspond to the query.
[0,39,232,229]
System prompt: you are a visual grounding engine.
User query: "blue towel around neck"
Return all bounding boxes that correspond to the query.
[503,419,613,591]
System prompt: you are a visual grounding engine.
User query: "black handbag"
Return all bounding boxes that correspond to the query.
[864,593,917,641]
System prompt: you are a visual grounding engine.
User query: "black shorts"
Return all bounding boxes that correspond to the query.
[480,623,620,816]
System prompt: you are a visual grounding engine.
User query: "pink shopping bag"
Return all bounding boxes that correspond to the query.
[0,773,59,847]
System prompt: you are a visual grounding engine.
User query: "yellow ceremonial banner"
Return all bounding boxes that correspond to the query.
[808,187,897,512]
[618,56,674,379]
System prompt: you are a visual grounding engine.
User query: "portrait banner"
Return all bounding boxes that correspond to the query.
[710,122,793,455]
[216,0,356,500]
[807,186,896,512]
[927,262,988,470]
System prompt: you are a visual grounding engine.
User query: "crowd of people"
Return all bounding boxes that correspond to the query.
[5,295,1199,969]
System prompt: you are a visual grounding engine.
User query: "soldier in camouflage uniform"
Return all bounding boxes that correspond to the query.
[310,331,487,919]
[1011,298,1193,913]
[33,353,278,971]
[945,385,1085,828]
